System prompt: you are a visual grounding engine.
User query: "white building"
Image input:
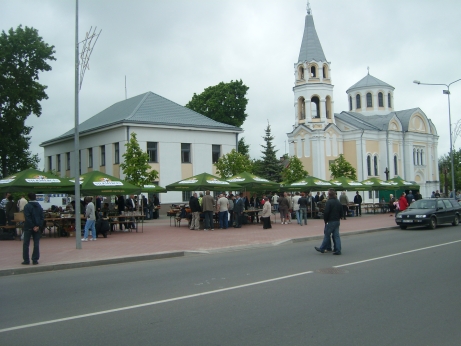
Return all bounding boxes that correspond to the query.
[287,4,439,198]
[41,91,242,203]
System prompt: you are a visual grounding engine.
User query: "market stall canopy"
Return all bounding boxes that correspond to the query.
[142,184,167,193]
[71,171,141,196]
[360,177,396,190]
[387,176,420,190]
[227,171,280,191]
[0,168,75,193]
[330,177,367,191]
[166,172,242,192]
[281,176,334,191]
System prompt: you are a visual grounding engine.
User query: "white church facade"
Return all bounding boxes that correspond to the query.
[287,4,439,198]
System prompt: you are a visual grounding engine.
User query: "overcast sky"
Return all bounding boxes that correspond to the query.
[2,0,461,169]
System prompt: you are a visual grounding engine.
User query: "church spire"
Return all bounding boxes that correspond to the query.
[298,2,326,63]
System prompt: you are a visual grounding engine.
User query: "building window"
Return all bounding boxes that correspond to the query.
[57,154,61,172]
[378,92,384,107]
[394,155,398,175]
[311,96,320,118]
[310,65,317,78]
[366,93,373,108]
[88,148,93,168]
[66,152,71,170]
[182,191,192,202]
[114,143,120,164]
[298,97,306,120]
[368,191,372,199]
[388,93,392,108]
[323,65,328,78]
[181,143,191,163]
[48,156,52,171]
[367,155,371,176]
[298,66,304,79]
[374,156,378,176]
[356,94,361,109]
[349,96,352,111]
[420,149,424,165]
[212,145,221,163]
[100,145,106,166]
[413,148,416,165]
[147,142,158,163]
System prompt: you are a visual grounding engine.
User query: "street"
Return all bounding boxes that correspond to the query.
[1,226,461,345]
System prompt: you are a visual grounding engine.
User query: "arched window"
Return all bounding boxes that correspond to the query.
[413,149,416,165]
[416,149,420,165]
[298,97,305,120]
[298,66,304,80]
[394,155,398,175]
[367,155,372,176]
[311,96,320,118]
[356,94,361,109]
[366,93,373,108]
[378,92,384,107]
[388,93,392,108]
[373,156,378,176]
[310,66,317,78]
[326,96,331,119]
[420,149,424,165]
[323,65,328,78]
[349,96,352,111]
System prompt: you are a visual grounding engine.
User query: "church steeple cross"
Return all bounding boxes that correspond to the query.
[306,1,312,15]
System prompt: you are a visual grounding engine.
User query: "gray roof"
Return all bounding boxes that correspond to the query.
[346,73,394,93]
[298,14,326,62]
[335,108,422,132]
[41,92,241,145]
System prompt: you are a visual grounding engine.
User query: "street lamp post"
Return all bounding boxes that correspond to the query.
[413,78,461,197]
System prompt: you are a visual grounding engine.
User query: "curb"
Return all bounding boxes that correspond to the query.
[0,226,397,277]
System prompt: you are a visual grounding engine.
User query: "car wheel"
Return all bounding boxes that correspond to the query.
[400,225,407,230]
[428,217,437,230]
[452,215,459,226]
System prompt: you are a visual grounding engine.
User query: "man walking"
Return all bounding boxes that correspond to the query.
[82,197,96,241]
[202,190,215,231]
[189,193,201,230]
[315,189,342,255]
[217,193,229,229]
[22,193,44,265]
[339,191,349,220]
[353,191,362,216]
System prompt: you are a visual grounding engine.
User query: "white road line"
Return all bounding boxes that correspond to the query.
[334,239,461,268]
[0,270,314,333]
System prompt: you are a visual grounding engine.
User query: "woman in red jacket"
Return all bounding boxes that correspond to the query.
[398,192,409,212]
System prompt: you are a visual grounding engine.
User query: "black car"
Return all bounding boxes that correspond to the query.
[395,198,461,229]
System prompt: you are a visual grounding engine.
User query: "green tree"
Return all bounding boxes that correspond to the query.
[254,122,282,182]
[120,133,159,186]
[214,149,253,178]
[281,156,309,184]
[238,137,250,157]
[186,79,249,127]
[329,154,357,180]
[438,148,461,195]
[0,25,55,177]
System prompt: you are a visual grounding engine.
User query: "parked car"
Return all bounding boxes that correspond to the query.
[395,198,461,229]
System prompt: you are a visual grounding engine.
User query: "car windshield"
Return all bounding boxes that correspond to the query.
[408,199,436,209]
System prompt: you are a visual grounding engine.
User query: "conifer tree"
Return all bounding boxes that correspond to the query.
[255,122,282,182]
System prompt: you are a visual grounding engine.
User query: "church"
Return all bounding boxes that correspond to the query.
[287,3,439,199]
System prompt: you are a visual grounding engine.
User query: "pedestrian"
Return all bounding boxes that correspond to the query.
[272,192,279,211]
[261,197,272,229]
[5,195,18,225]
[292,192,301,225]
[228,194,234,226]
[22,193,44,265]
[202,190,215,231]
[315,188,342,255]
[406,190,414,205]
[17,194,28,212]
[189,192,201,230]
[82,197,97,241]
[398,192,408,213]
[353,191,362,216]
[217,193,229,229]
[339,191,349,220]
[278,192,290,224]
[116,195,126,231]
[233,193,244,228]
[298,192,309,225]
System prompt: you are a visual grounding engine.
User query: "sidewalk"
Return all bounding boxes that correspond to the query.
[0,212,398,276]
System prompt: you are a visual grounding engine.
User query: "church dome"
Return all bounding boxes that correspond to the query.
[346,73,394,93]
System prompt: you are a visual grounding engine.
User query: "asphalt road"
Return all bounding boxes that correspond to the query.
[1,225,460,345]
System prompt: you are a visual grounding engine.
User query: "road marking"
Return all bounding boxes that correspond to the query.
[0,270,314,333]
[334,239,461,268]
[2,239,460,333]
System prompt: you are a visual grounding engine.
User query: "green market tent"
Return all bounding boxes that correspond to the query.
[227,171,280,191]
[387,176,420,191]
[280,176,334,191]
[330,177,368,191]
[141,184,167,193]
[360,177,397,190]
[0,168,75,193]
[71,171,141,196]
[166,172,242,192]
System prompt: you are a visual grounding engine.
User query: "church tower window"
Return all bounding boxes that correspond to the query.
[310,65,317,78]
[311,96,320,118]
[388,93,392,108]
[394,155,398,175]
[298,97,306,120]
[356,94,361,109]
[323,65,328,78]
[366,93,373,108]
[367,155,372,176]
[298,66,304,80]
[373,156,378,176]
[378,92,384,107]
[349,96,352,111]
[326,96,331,119]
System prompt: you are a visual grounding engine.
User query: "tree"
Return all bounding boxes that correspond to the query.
[438,148,461,195]
[281,156,309,184]
[186,79,249,127]
[329,154,357,180]
[0,25,56,177]
[214,149,253,179]
[254,122,282,182]
[120,133,159,186]
[238,137,250,157]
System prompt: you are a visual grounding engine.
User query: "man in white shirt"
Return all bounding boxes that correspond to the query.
[217,194,229,229]
[18,195,28,211]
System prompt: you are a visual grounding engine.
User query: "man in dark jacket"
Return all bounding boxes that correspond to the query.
[353,192,362,216]
[315,189,342,255]
[233,193,244,228]
[22,193,44,265]
[189,193,201,230]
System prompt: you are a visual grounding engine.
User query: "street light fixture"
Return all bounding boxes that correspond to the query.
[413,78,461,197]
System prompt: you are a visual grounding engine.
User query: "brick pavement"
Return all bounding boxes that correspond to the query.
[0,212,398,275]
